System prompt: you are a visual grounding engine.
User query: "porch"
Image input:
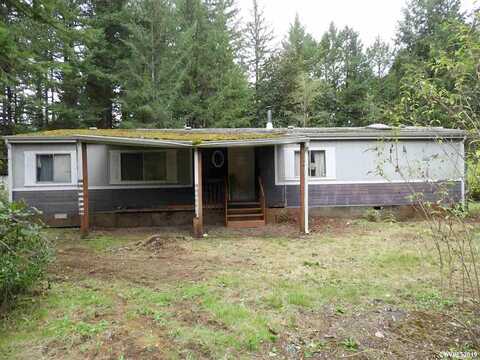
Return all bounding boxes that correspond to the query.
[79,142,310,237]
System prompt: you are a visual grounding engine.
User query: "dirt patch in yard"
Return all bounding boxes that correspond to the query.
[269,305,478,359]
[50,234,220,285]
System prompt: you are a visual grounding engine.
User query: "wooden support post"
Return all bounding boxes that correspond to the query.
[80,143,89,236]
[193,148,203,237]
[299,142,309,234]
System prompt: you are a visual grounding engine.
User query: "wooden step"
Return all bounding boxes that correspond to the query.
[228,201,260,208]
[227,219,266,228]
[228,207,262,214]
[227,213,264,219]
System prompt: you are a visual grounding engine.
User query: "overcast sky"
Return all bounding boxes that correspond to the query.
[236,0,478,47]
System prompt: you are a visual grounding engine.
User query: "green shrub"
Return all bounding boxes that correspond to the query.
[0,194,52,308]
[467,152,480,200]
[363,208,382,222]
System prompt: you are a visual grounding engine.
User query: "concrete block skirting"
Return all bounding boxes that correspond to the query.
[265,205,421,224]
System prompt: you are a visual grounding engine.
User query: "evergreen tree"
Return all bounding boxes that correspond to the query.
[172,0,250,128]
[119,0,177,128]
[282,14,316,72]
[245,0,273,125]
[367,36,393,78]
[259,15,318,126]
[85,0,129,129]
[397,0,463,58]
[336,26,371,125]
[385,0,465,117]
[316,22,343,88]
[1,0,476,134]
[365,36,394,123]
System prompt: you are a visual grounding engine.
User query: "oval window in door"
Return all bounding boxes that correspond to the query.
[211,150,225,168]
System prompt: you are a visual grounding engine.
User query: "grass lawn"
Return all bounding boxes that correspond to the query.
[1,219,479,359]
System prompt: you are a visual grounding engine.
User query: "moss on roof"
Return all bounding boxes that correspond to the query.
[21,128,286,144]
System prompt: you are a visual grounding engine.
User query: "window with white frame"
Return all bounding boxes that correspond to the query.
[36,154,72,183]
[24,151,76,186]
[109,149,183,185]
[276,144,335,184]
[293,150,326,178]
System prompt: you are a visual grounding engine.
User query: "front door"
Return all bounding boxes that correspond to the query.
[228,147,255,201]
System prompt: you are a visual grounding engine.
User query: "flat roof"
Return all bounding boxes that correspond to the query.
[288,126,466,139]
[3,126,466,146]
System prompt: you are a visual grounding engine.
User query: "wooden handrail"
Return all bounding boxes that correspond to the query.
[224,176,229,226]
[258,176,266,225]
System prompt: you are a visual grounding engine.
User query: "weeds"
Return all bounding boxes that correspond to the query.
[341,337,359,351]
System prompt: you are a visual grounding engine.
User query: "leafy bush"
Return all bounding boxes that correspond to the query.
[363,208,382,222]
[0,194,52,308]
[467,152,480,200]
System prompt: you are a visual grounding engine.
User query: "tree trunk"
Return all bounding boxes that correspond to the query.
[6,86,13,132]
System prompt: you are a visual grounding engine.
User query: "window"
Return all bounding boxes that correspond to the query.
[275,144,335,184]
[120,152,167,182]
[294,150,326,178]
[109,149,183,185]
[121,153,143,181]
[24,150,76,187]
[36,154,71,183]
[144,152,167,181]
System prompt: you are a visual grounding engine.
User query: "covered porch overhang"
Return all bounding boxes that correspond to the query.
[7,132,310,237]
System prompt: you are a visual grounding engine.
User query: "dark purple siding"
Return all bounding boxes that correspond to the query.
[13,190,79,215]
[286,182,462,207]
[89,188,194,212]
[13,187,195,215]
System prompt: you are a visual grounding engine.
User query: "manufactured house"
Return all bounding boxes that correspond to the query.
[3,125,466,236]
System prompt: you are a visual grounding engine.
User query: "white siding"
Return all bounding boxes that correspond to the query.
[276,139,464,185]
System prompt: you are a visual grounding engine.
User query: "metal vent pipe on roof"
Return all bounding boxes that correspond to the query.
[266,109,273,129]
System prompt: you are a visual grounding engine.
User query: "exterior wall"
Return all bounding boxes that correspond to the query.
[13,190,80,227]
[10,143,80,227]
[89,188,194,212]
[9,137,465,228]
[13,190,79,215]
[256,146,285,207]
[10,142,195,227]
[11,143,78,189]
[276,139,464,184]
[86,144,192,188]
[285,181,462,207]
[260,139,464,208]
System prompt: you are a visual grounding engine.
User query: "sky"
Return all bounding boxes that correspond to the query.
[236,0,478,47]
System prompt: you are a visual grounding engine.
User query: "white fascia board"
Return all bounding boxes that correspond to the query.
[197,136,309,148]
[4,138,77,144]
[75,135,193,148]
[305,135,466,141]
[3,135,193,148]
